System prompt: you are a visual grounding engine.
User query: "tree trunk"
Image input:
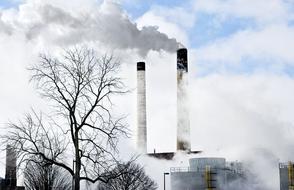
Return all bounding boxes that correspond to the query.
[74,173,80,190]
[74,131,81,190]
[74,156,81,190]
[45,168,49,190]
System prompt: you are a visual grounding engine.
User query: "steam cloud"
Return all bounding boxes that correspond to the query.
[0,1,291,190]
[0,1,179,56]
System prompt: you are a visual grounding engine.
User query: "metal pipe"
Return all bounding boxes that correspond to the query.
[164,172,170,190]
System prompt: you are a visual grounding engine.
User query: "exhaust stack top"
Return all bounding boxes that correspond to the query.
[177,48,190,151]
[137,62,145,71]
[177,48,188,72]
[137,62,147,153]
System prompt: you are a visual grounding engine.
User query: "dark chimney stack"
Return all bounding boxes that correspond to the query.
[5,145,17,187]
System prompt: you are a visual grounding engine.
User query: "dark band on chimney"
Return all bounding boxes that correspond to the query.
[137,62,145,71]
[177,48,188,72]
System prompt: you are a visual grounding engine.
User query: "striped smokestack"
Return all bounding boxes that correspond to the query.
[177,48,190,151]
[137,62,147,153]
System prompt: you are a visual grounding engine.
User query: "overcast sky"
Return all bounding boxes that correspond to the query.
[1,0,294,189]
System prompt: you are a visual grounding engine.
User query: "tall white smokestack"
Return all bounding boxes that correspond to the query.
[177,48,190,151]
[137,62,147,153]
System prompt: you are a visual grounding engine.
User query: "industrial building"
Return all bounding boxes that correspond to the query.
[0,145,24,190]
[135,47,248,189]
[170,157,245,190]
[279,162,294,190]
[135,47,294,190]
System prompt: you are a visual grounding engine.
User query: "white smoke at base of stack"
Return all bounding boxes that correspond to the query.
[137,62,147,153]
[177,48,191,151]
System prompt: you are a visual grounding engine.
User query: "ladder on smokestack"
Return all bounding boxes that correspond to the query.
[289,162,294,190]
[205,165,217,190]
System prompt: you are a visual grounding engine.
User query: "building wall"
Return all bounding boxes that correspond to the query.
[5,146,17,187]
[279,163,293,190]
[170,169,241,190]
[0,176,25,190]
[0,146,25,190]
[189,157,226,169]
[170,158,245,190]
[0,186,25,190]
[171,171,206,190]
[280,166,289,190]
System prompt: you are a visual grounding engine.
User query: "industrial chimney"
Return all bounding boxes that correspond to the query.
[5,145,17,187]
[137,62,147,153]
[177,48,190,151]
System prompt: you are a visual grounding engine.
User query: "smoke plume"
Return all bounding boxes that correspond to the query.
[0,1,179,56]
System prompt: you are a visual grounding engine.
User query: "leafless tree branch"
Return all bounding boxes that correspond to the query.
[2,47,130,190]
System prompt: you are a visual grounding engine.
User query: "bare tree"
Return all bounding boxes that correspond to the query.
[2,47,130,190]
[97,162,158,190]
[24,156,71,190]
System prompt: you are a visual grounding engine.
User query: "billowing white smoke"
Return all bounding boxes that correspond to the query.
[0,13,12,35]
[0,1,293,190]
[0,1,179,56]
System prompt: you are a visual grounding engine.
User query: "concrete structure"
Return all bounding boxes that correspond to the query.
[0,145,25,190]
[279,162,294,190]
[177,48,190,151]
[170,157,245,190]
[5,145,17,187]
[141,48,201,159]
[137,62,147,153]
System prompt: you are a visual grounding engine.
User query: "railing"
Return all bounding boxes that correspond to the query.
[170,167,191,173]
[280,162,290,168]
[170,166,244,174]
